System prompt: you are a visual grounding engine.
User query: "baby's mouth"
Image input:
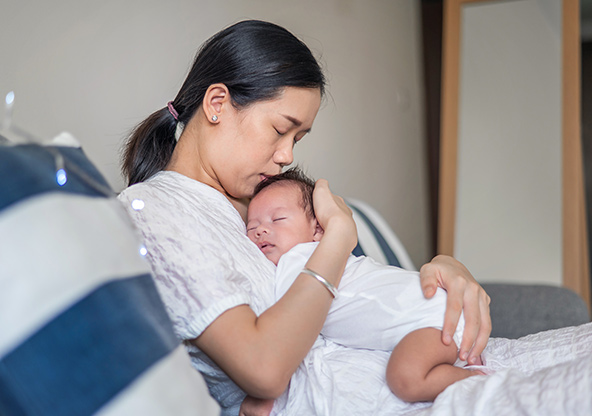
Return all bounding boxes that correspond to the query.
[258,242,274,252]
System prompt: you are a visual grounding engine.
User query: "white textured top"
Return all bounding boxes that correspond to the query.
[118,171,432,415]
[118,171,276,414]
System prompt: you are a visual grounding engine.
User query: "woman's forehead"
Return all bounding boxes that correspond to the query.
[252,87,320,123]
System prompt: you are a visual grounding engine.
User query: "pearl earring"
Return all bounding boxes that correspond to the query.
[212,115,218,122]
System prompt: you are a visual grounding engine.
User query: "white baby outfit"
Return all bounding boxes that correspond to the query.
[275,242,465,351]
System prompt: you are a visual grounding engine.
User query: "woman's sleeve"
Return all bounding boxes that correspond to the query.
[119,190,253,341]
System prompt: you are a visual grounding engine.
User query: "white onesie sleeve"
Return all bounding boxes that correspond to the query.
[276,242,465,351]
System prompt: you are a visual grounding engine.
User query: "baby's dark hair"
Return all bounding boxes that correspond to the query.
[253,167,316,219]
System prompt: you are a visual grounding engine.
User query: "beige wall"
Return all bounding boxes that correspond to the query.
[0,0,431,268]
[455,0,563,285]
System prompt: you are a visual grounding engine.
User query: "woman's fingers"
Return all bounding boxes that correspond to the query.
[441,276,465,347]
[419,255,492,361]
[419,259,464,345]
[446,277,491,362]
[312,179,356,242]
[419,262,439,299]
[312,180,348,215]
[468,291,491,364]
[456,281,480,360]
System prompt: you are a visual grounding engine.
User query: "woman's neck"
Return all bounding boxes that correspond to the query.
[228,197,250,223]
[167,113,250,223]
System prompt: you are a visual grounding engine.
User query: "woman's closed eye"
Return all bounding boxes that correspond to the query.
[274,127,287,136]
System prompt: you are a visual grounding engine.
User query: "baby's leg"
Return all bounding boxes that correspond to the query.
[386,327,481,402]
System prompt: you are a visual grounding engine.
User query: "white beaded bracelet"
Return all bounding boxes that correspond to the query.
[302,268,338,298]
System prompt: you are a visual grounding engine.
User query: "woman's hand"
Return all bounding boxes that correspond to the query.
[419,255,491,365]
[312,179,357,251]
[239,396,275,416]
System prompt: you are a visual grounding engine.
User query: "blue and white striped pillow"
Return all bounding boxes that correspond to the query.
[0,144,216,415]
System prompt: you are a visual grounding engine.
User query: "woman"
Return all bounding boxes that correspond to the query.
[118,20,490,415]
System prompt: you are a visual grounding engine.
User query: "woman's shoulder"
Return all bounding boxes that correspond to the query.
[119,171,213,201]
[118,171,249,255]
[119,171,237,220]
[118,171,172,204]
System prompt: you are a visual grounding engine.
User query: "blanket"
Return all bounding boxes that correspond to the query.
[276,322,592,415]
[416,322,592,416]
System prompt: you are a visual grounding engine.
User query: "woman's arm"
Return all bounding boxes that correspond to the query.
[194,180,357,399]
[419,255,491,365]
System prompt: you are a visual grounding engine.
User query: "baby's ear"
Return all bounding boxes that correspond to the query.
[312,220,324,242]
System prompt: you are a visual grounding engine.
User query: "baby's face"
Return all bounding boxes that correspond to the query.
[247,183,320,265]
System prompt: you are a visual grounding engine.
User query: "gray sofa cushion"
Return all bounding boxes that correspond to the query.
[483,283,590,339]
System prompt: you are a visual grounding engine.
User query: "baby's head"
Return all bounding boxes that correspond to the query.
[247,168,323,265]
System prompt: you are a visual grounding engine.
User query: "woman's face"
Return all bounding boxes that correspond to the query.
[206,87,321,200]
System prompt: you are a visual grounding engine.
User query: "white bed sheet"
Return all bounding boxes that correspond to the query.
[414,322,592,416]
[274,322,592,415]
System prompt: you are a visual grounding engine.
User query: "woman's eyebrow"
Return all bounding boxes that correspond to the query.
[280,114,301,126]
[281,114,312,133]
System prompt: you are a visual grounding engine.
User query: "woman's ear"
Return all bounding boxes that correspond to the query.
[312,220,324,242]
[202,83,230,124]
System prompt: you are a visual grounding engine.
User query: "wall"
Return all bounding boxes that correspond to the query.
[0,0,431,267]
[455,0,563,285]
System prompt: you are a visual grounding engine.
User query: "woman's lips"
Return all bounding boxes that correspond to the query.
[260,171,281,182]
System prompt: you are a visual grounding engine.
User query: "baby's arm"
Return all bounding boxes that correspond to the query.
[386,327,481,402]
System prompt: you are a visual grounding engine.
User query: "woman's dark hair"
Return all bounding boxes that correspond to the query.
[253,167,316,220]
[121,20,326,186]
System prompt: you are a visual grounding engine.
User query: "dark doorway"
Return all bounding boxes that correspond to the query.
[420,0,443,257]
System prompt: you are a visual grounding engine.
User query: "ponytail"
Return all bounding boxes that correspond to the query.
[121,107,177,186]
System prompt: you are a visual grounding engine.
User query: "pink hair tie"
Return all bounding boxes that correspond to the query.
[167,101,179,120]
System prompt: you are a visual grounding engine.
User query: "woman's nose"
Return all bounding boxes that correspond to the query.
[273,140,294,167]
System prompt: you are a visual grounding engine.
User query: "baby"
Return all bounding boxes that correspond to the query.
[246,168,484,403]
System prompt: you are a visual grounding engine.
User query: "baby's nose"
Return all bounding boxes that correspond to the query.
[254,226,268,238]
[254,228,261,238]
